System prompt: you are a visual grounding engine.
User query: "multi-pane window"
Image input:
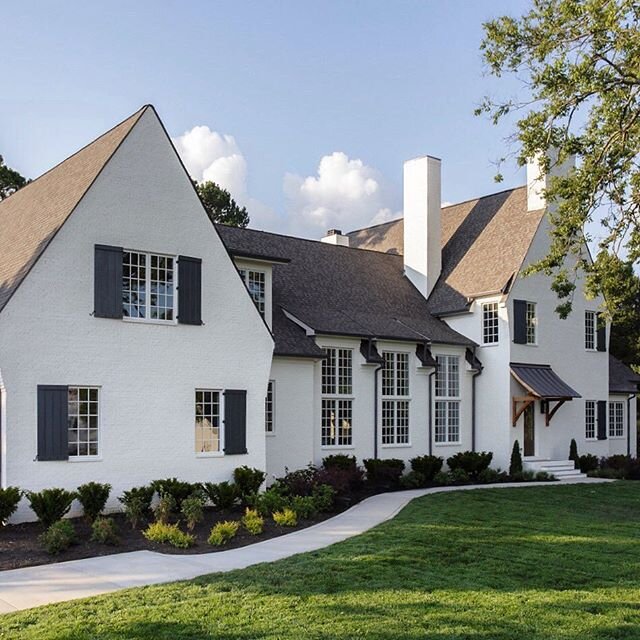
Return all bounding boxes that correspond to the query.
[381,352,410,445]
[265,381,275,434]
[195,390,221,453]
[609,401,624,438]
[123,251,175,321]
[585,311,596,350]
[321,348,353,446]
[435,355,460,443]
[68,387,99,457]
[585,400,596,439]
[482,302,499,344]
[238,269,266,316]
[526,302,537,344]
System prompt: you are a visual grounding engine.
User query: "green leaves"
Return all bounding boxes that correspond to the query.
[196,180,250,228]
[0,154,28,201]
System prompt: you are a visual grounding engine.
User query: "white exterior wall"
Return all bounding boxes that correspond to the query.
[0,109,273,521]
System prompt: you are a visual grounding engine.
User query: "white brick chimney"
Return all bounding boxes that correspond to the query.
[321,229,350,247]
[403,156,442,299]
[527,150,576,212]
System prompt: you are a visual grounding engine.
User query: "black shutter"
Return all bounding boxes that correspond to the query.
[37,386,69,461]
[94,245,123,319]
[596,315,606,352]
[178,256,202,325]
[513,299,527,344]
[224,389,247,454]
[597,400,607,440]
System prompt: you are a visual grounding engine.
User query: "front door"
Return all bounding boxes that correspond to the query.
[523,403,535,457]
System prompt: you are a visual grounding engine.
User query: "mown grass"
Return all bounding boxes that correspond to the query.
[1,483,639,639]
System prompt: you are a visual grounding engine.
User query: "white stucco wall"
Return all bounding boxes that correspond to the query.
[0,109,273,521]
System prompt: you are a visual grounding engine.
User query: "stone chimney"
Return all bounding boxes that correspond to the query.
[403,156,442,299]
[321,229,350,247]
[527,150,576,212]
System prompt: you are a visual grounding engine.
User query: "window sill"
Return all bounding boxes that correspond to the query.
[68,456,102,463]
[434,442,461,447]
[266,432,276,437]
[123,317,177,327]
[608,435,625,440]
[481,342,499,348]
[381,443,412,449]
[585,437,598,442]
[321,445,355,450]
[195,452,224,458]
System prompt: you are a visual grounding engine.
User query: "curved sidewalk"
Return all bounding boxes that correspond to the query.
[0,477,607,613]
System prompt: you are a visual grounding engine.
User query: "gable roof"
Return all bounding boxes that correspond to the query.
[609,354,640,394]
[216,225,474,358]
[0,106,148,314]
[348,186,546,315]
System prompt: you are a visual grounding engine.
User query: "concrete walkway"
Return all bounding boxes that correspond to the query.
[0,478,608,613]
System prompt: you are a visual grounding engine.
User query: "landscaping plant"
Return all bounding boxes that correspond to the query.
[363,458,405,489]
[578,454,599,473]
[322,454,358,471]
[118,485,154,529]
[241,508,264,535]
[273,508,297,527]
[400,471,426,489]
[150,478,195,511]
[153,493,176,524]
[181,495,205,531]
[39,519,76,555]
[291,495,318,520]
[90,517,120,545]
[447,451,493,480]
[311,484,336,512]
[202,481,238,510]
[208,520,240,546]
[277,466,320,496]
[233,466,266,500]
[0,486,21,526]
[76,482,111,522]
[509,441,523,478]
[26,488,76,528]
[410,455,443,483]
[251,487,290,517]
[143,522,195,548]
[569,439,579,466]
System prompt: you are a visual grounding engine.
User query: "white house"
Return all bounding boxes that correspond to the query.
[0,106,637,521]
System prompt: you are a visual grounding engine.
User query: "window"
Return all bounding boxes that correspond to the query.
[526,302,537,344]
[609,401,624,438]
[238,269,266,316]
[68,387,99,457]
[381,352,410,445]
[585,400,596,439]
[321,348,353,447]
[482,302,499,344]
[123,251,175,321]
[195,390,221,453]
[585,311,596,350]
[434,355,460,444]
[265,381,275,434]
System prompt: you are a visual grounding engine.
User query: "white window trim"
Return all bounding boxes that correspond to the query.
[265,380,276,436]
[195,388,225,458]
[585,310,597,351]
[321,348,354,449]
[525,301,538,346]
[585,399,597,441]
[238,268,267,317]
[434,355,461,445]
[122,250,178,326]
[68,385,102,462]
[381,351,411,448]
[481,302,499,346]
[608,400,625,439]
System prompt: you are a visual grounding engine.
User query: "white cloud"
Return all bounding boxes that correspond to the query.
[284,152,399,238]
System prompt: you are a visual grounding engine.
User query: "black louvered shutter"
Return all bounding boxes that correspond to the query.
[94,245,123,319]
[224,389,247,454]
[513,299,527,344]
[178,256,202,325]
[597,400,607,440]
[37,386,69,461]
[596,315,606,352]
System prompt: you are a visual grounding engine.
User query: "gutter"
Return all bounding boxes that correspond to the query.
[627,394,635,456]
[428,369,436,456]
[465,347,484,452]
[373,363,383,459]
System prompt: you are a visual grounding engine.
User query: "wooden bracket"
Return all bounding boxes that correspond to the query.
[543,399,567,426]
[512,395,536,426]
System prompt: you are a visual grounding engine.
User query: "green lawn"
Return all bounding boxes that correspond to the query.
[1,483,640,639]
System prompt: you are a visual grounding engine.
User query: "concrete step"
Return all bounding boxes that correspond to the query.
[524,458,588,480]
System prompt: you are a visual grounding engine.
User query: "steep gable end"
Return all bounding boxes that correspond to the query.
[0,106,147,313]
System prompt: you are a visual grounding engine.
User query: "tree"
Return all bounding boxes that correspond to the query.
[0,155,28,200]
[196,181,249,228]
[478,0,640,318]
[509,440,523,478]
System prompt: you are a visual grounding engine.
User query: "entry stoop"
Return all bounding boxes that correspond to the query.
[524,458,587,480]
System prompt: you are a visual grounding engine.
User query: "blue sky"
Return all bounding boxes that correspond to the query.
[1,0,530,237]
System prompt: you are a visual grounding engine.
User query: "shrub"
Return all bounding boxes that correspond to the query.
[252,487,290,517]
[400,471,426,489]
[150,478,195,510]
[478,467,508,484]
[322,454,357,471]
[625,458,640,480]
[410,455,443,482]
[91,517,120,545]
[534,471,556,481]
[316,465,364,495]
[233,466,266,500]
[601,454,630,471]
[181,495,205,531]
[208,520,240,546]
[0,487,21,526]
[40,519,76,555]
[273,508,297,527]
[449,468,471,484]
[242,508,264,535]
[447,451,493,480]
[291,495,318,519]
[311,484,336,512]
[509,441,523,477]
[277,466,319,497]
[434,471,453,486]
[153,493,176,524]
[76,482,111,522]
[26,488,76,528]
[588,468,624,479]
[202,481,238,510]
[569,439,579,465]
[578,454,599,473]
[363,458,405,488]
[118,485,154,529]
[143,522,195,548]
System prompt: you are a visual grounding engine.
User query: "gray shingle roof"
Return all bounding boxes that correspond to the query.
[510,362,581,399]
[348,187,546,314]
[216,225,474,357]
[0,106,147,314]
[609,354,640,394]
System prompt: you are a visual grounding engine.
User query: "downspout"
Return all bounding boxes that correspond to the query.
[469,347,483,453]
[428,369,436,456]
[627,394,635,456]
[373,363,383,459]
